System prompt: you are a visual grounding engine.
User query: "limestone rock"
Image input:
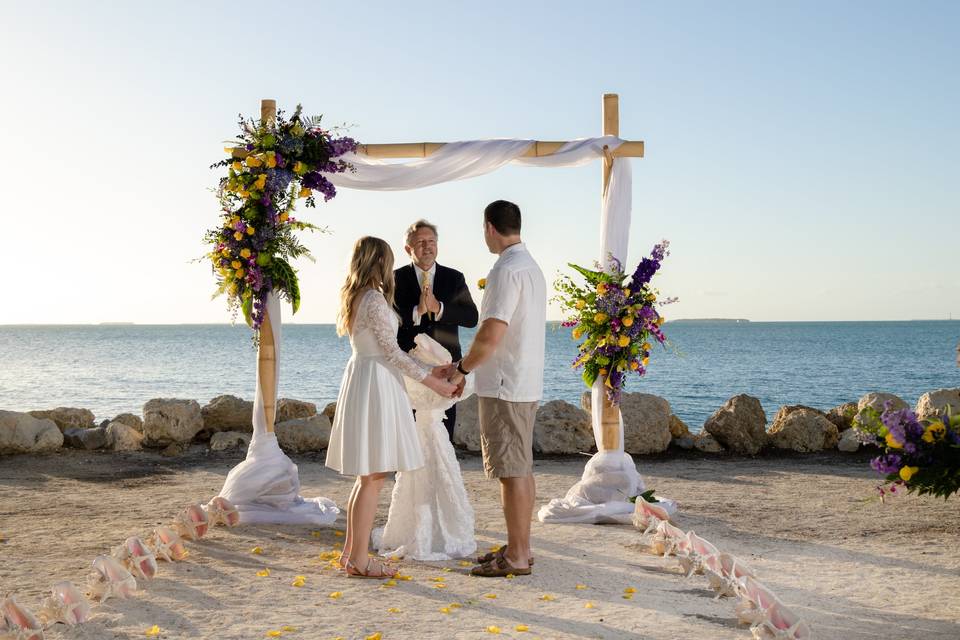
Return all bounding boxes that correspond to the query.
[210,431,251,452]
[703,395,768,455]
[672,435,695,450]
[826,402,858,431]
[769,407,839,452]
[275,414,331,453]
[533,400,594,454]
[580,391,592,413]
[27,407,95,432]
[161,442,189,457]
[857,392,908,414]
[142,398,203,446]
[0,411,63,454]
[693,432,724,453]
[276,398,317,423]
[837,428,860,452]
[63,426,108,450]
[915,388,960,420]
[323,402,337,424]
[620,392,672,455]
[669,414,691,439]
[106,421,143,451]
[200,395,253,435]
[453,395,481,452]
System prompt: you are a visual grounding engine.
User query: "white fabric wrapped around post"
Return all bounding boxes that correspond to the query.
[218,292,339,525]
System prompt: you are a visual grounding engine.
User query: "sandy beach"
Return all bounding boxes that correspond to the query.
[1,449,958,640]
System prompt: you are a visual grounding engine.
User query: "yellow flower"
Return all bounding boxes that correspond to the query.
[387,607,401,613]
[484,593,497,599]
[250,546,263,554]
[575,299,586,310]
[228,284,237,296]
[280,626,297,632]
[449,603,462,609]
[266,631,282,638]
[232,161,243,172]
[255,174,267,190]
[899,466,919,482]
[246,226,255,235]
[598,368,608,376]
[291,575,306,587]
[623,288,631,296]
[439,607,451,614]
[366,634,382,640]
[256,569,270,577]
[642,342,652,351]
[478,278,487,290]
[234,231,244,241]
[618,335,630,347]
[594,312,608,324]
[238,190,250,198]
[922,421,946,443]
[245,155,262,168]
[539,594,555,601]
[630,361,640,370]
[235,268,245,279]
[624,587,637,594]
[622,316,634,327]
[459,560,472,567]
[622,593,634,600]
[299,187,312,198]
[572,328,584,340]
[382,579,397,588]
[265,152,277,168]
[145,625,161,637]
[231,260,242,270]
[597,283,608,295]
[293,161,307,175]
[329,591,343,599]
[584,602,595,609]
[240,248,252,259]
[657,316,666,325]
[642,357,649,366]
[486,627,501,635]
[279,212,289,223]
[515,625,530,632]
[575,584,587,590]
[885,433,903,449]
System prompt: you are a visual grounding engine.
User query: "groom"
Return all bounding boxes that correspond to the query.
[448,200,546,577]
[395,219,479,441]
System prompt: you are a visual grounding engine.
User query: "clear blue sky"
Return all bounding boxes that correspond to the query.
[1,1,957,324]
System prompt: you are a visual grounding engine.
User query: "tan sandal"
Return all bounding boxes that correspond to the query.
[345,558,399,579]
[476,545,534,567]
[470,553,532,578]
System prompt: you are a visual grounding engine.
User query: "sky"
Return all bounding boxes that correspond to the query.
[0,1,957,324]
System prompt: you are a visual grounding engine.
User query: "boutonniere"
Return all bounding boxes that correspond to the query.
[477,278,487,291]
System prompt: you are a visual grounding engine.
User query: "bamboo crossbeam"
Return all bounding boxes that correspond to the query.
[357,140,643,159]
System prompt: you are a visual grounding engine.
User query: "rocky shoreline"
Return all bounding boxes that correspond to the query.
[2,388,958,458]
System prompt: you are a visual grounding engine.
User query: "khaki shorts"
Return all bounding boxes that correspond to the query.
[478,397,538,479]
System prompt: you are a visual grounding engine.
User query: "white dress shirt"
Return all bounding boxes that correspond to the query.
[475,243,546,402]
[411,262,444,326]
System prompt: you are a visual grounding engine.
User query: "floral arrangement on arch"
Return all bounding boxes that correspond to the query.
[853,402,960,500]
[554,240,675,404]
[203,105,358,337]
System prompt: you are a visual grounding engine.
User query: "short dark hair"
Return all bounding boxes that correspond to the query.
[484,200,521,235]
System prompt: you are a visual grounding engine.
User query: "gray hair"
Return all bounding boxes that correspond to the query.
[404,219,438,246]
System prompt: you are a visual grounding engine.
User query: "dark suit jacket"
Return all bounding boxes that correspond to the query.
[394,263,478,361]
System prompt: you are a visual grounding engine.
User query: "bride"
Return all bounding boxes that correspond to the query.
[374,334,478,561]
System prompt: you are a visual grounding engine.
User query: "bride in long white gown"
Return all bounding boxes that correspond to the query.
[374,334,477,561]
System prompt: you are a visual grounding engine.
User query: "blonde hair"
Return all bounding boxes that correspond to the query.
[404,219,438,247]
[336,236,396,336]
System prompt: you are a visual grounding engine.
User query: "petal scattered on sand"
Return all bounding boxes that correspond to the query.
[434,583,447,589]
[251,546,263,555]
[540,594,556,601]
[365,633,382,640]
[382,580,397,588]
[266,632,282,638]
[329,591,343,599]
[624,587,637,594]
[515,624,530,632]
[387,607,401,613]
[256,569,271,577]
[459,560,472,567]
[449,603,462,609]
[484,593,497,599]
[505,574,515,580]
[280,626,297,632]
[146,625,161,637]
[584,602,595,609]
[430,577,446,582]
[486,626,501,634]
[575,584,588,590]
[622,594,634,600]
[440,607,451,614]
[310,531,322,538]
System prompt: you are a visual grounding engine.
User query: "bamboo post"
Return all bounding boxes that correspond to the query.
[599,93,622,451]
[258,99,278,433]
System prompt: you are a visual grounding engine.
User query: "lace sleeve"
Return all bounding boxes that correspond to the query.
[360,291,431,381]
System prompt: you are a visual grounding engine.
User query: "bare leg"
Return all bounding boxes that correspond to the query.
[339,478,361,567]
[347,472,389,571]
[501,474,535,569]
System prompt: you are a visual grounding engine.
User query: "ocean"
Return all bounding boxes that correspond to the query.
[2,321,958,432]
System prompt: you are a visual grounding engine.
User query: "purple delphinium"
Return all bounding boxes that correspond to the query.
[871,453,902,475]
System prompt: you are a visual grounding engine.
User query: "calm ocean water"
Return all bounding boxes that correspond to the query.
[2,321,958,432]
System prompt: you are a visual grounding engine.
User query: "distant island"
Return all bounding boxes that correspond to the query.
[668,318,751,323]
[99,322,135,326]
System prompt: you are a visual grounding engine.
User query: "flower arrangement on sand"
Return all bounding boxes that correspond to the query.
[854,403,960,499]
[554,241,675,404]
[203,105,358,338]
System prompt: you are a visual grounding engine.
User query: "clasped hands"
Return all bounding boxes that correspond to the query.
[422,363,466,399]
[418,283,441,317]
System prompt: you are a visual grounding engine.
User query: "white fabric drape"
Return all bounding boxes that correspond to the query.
[219,293,339,525]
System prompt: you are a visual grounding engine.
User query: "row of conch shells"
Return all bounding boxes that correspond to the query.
[3,496,239,637]
[632,497,812,639]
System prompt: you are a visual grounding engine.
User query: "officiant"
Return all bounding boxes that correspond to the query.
[395,220,479,441]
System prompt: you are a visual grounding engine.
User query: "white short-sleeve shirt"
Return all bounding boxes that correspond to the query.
[475,243,546,402]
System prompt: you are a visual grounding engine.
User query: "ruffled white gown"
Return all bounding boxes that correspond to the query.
[373,334,477,561]
[325,290,429,476]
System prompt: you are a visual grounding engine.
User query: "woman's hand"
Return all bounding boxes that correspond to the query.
[422,373,457,398]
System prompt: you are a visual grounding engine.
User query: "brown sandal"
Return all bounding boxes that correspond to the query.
[476,545,534,567]
[470,553,532,578]
[345,558,399,579]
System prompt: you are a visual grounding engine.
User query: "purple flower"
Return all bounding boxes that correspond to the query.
[871,453,902,475]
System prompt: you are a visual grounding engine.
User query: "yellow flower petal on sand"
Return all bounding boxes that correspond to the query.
[251,546,263,555]
[486,627,501,635]
[292,576,306,587]
[366,633,382,640]
[505,574,515,580]
[449,603,462,609]
[266,632,282,638]
[439,607,451,614]
[430,576,446,582]
[398,574,413,581]
[329,591,343,599]
[624,587,637,594]
[484,593,497,599]
[622,594,634,600]
[515,624,530,632]
[584,602,595,609]
[488,545,502,552]
[334,530,345,537]
[387,607,401,613]
[146,625,161,637]
[280,626,297,632]
[382,579,397,588]
[575,584,588,590]
[434,583,447,589]
[459,560,473,567]
[256,569,271,577]
[539,594,555,601]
